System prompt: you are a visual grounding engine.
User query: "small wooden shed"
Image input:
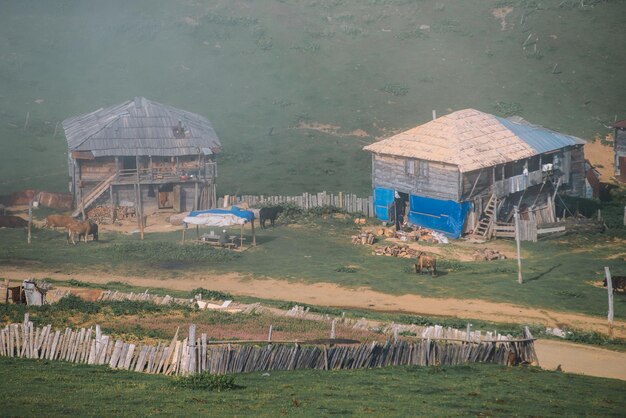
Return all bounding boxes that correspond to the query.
[364,109,586,238]
[63,97,221,216]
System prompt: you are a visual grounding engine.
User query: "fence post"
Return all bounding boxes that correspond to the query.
[604,267,614,338]
[188,324,196,374]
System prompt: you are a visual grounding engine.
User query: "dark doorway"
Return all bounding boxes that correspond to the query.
[158,183,174,209]
[122,156,137,170]
[395,191,409,230]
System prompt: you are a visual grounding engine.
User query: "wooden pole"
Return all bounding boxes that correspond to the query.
[109,185,114,222]
[4,279,9,304]
[605,267,614,338]
[514,206,523,284]
[188,324,196,374]
[623,206,625,227]
[251,219,256,246]
[27,200,32,245]
[268,325,273,343]
[80,188,86,220]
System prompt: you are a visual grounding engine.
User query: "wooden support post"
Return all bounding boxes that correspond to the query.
[623,206,626,226]
[268,325,273,343]
[194,182,199,211]
[4,279,8,304]
[109,185,114,221]
[330,319,336,339]
[514,206,523,284]
[80,188,86,220]
[251,219,256,246]
[605,267,614,338]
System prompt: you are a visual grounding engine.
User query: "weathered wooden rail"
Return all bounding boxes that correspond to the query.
[220,191,374,217]
[0,315,538,375]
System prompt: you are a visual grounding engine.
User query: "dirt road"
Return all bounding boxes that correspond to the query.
[535,340,626,380]
[5,268,625,338]
[5,267,626,380]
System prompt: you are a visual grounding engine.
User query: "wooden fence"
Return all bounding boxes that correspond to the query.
[0,315,538,375]
[220,192,374,217]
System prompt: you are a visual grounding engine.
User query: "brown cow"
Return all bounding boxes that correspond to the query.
[46,214,75,230]
[66,220,97,245]
[415,252,437,277]
[0,215,28,228]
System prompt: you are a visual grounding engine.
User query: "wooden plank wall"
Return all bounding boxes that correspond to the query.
[372,155,459,201]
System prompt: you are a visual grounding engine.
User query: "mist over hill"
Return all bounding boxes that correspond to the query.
[0,0,624,195]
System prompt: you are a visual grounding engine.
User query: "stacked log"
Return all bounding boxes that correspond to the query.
[351,232,376,245]
[473,248,508,261]
[87,206,114,224]
[114,206,136,221]
[373,244,420,259]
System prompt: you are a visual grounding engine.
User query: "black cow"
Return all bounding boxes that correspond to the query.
[0,215,28,228]
[604,276,626,293]
[259,206,283,229]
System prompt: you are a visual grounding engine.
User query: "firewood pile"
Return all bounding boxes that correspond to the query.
[373,244,421,259]
[86,206,114,224]
[473,248,507,261]
[351,232,376,245]
[115,206,137,221]
[86,205,137,223]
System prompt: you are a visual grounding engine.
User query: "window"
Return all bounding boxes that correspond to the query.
[405,158,416,176]
[419,160,429,177]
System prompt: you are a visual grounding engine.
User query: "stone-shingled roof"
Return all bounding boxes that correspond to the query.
[63,97,221,157]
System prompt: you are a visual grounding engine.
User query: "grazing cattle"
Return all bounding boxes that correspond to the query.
[604,276,626,293]
[415,252,437,277]
[66,219,98,244]
[0,215,28,228]
[259,206,284,229]
[45,214,75,230]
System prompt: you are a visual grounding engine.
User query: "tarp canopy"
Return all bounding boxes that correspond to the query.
[183,206,255,227]
[407,195,471,239]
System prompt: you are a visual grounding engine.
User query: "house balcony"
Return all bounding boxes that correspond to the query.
[113,163,217,185]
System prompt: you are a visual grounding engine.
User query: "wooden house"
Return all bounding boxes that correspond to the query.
[613,119,626,183]
[363,109,586,238]
[63,97,221,216]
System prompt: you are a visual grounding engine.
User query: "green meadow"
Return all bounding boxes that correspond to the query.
[1,357,625,417]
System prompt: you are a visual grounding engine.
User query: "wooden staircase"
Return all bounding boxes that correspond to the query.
[475,194,497,238]
[72,173,117,217]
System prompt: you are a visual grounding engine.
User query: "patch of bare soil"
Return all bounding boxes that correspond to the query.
[491,7,513,31]
[585,140,615,181]
[297,122,371,139]
[4,268,625,339]
[535,339,626,380]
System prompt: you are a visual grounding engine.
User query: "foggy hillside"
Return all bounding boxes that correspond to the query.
[0,0,624,195]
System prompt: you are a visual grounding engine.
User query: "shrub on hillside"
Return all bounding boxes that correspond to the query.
[172,373,237,391]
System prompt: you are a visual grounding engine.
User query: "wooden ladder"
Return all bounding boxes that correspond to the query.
[475,194,497,238]
[72,173,117,217]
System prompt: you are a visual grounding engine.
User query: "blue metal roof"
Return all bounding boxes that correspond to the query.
[496,116,585,154]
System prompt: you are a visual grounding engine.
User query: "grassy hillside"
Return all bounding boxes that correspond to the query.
[1,357,625,417]
[0,0,624,195]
